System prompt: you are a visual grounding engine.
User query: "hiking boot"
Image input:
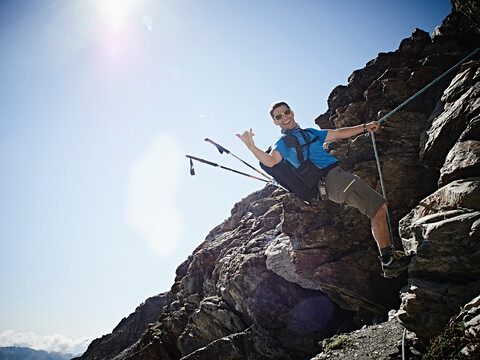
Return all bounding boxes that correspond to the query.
[381,253,412,279]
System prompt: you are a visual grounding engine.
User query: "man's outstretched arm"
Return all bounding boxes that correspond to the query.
[236,128,282,168]
[325,121,380,142]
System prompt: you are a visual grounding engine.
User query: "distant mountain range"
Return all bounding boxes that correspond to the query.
[0,346,78,360]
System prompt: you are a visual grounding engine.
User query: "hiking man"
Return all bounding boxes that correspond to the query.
[236,101,410,278]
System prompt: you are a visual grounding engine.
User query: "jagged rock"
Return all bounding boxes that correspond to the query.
[396,52,480,344]
[317,23,479,246]
[421,295,480,359]
[180,325,292,360]
[118,187,357,360]
[177,296,245,355]
[396,177,480,341]
[459,295,480,358]
[276,194,405,323]
[440,139,480,185]
[420,60,480,171]
[75,293,167,360]
[265,233,323,291]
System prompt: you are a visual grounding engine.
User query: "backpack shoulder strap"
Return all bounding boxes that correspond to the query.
[282,129,320,163]
[300,129,319,146]
[298,129,319,160]
[282,134,304,163]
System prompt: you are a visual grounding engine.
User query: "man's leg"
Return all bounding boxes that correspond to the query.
[371,203,411,278]
[325,167,411,277]
[371,203,391,249]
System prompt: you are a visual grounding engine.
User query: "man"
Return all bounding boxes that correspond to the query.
[236,101,410,278]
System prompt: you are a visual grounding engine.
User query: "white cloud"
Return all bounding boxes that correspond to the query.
[0,329,91,355]
[127,134,184,257]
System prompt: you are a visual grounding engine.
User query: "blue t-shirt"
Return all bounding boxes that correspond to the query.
[272,128,338,168]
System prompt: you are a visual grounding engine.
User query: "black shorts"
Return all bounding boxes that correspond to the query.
[324,166,386,219]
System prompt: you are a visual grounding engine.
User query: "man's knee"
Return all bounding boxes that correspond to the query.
[373,202,387,220]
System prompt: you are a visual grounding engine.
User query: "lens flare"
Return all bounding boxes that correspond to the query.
[94,0,136,33]
[287,296,335,335]
[127,135,184,257]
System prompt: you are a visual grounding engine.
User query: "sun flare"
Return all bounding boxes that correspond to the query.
[94,0,137,33]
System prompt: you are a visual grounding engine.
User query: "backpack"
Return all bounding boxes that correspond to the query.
[260,129,337,201]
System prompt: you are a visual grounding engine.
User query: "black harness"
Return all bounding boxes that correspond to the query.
[283,130,318,163]
[260,129,338,201]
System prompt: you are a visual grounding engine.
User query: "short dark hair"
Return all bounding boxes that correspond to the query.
[269,101,290,120]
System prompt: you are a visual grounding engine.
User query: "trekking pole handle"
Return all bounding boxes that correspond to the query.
[205,138,229,154]
[186,155,269,183]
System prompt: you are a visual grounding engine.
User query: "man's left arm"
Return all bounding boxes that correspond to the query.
[325,121,380,142]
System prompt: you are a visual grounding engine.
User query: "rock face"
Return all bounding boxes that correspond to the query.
[396,176,480,342]
[77,1,480,359]
[116,188,360,360]
[314,0,480,345]
[392,0,480,344]
[395,62,480,341]
[76,294,167,360]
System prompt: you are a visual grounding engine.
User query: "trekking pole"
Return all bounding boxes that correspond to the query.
[186,155,269,183]
[205,138,272,181]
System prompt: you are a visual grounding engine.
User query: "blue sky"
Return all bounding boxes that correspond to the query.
[0,0,451,351]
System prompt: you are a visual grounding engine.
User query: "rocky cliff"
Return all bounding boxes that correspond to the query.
[77,1,480,359]
[77,294,167,360]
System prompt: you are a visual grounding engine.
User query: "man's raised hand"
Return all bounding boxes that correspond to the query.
[236,128,255,149]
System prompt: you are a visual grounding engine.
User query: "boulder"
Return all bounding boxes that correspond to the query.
[397,177,480,341]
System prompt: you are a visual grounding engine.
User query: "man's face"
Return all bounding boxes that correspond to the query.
[273,105,297,130]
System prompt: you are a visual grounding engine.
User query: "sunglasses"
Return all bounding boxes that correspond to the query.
[274,109,292,121]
